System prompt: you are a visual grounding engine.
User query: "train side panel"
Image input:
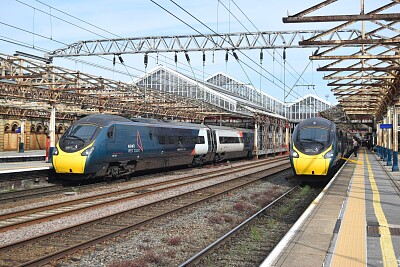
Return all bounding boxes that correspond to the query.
[53,114,256,181]
[213,128,253,161]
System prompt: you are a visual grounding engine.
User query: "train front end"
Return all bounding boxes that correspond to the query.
[290,118,336,179]
[52,121,102,179]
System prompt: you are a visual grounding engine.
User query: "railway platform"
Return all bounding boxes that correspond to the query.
[0,150,46,163]
[0,150,51,174]
[261,148,400,267]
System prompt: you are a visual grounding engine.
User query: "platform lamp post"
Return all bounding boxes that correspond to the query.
[18,119,25,153]
[254,114,258,160]
[383,116,388,161]
[393,106,399,171]
[376,123,381,158]
[48,105,56,163]
[387,108,393,166]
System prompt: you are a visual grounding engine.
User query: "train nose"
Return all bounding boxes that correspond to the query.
[294,158,329,175]
[53,154,86,174]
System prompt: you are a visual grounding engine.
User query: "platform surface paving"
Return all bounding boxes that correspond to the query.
[262,148,400,267]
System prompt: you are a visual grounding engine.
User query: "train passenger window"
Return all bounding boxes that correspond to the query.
[184,136,191,144]
[169,136,176,144]
[219,136,240,144]
[158,135,166,144]
[107,126,114,139]
[194,136,205,144]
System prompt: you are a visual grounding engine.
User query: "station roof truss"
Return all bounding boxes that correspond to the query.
[283,0,400,122]
[0,53,239,121]
[134,65,288,121]
[48,29,368,58]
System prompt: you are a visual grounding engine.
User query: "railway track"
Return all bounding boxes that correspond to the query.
[179,185,321,266]
[0,156,286,202]
[0,159,290,266]
[0,157,286,232]
[0,184,64,203]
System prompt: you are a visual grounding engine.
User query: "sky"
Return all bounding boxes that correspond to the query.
[1,0,387,105]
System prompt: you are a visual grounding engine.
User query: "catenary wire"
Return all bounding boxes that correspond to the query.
[162,0,309,101]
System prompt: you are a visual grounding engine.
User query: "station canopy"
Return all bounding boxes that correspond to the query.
[283,0,400,123]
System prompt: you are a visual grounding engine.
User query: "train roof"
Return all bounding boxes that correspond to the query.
[297,117,335,129]
[206,124,253,132]
[131,117,252,131]
[75,114,253,132]
[130,117,207,129]
[76,114,132,127]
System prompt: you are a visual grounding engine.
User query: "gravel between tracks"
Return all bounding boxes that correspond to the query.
[0,158,294,267]
[57,169,295,267]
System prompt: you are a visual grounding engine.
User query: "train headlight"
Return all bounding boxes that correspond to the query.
[81,146,95,156]
[324,150,334,159]
[53,147,59,155]
[291,150,299,158]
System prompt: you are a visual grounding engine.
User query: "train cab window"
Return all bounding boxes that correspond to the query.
[65,124,98,141]
[107,126,114,140]
[299,128,330,144]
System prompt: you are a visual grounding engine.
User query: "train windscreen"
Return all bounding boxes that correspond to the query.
[59,124,99,152]
[299,127,329,144]
[295,127,331,154]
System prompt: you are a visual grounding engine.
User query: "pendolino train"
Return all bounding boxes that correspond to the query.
[52,114,254,180]
[289,117,352,181]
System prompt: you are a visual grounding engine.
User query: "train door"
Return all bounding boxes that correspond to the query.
[140,126,161,170]
[205,128,215,161]
[105,124,116,162]
[207,129,217,152]
[156,126,172,168]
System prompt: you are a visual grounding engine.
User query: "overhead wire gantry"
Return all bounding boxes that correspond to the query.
[47,29,368,58]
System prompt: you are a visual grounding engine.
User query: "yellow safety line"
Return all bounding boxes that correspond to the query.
[365,153,397,266]
[331,151,366,267]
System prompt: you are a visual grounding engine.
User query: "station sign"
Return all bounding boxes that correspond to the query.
[380,124,392,129]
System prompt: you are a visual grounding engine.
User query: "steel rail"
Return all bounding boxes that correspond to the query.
[0,157,287,232]
[0,162,291,266]
[178,185,299,267]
